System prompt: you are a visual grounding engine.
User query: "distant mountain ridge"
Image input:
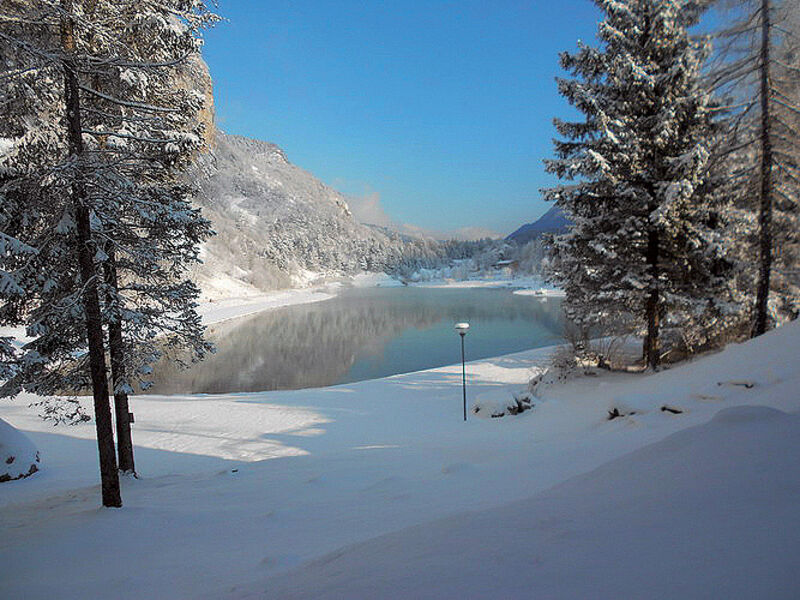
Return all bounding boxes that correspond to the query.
[506,206,570,244]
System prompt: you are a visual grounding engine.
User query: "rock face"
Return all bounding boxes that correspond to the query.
[179,55,216,153]
[0,418,39,483]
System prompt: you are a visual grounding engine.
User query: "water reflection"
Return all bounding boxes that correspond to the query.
[147,288,563,394]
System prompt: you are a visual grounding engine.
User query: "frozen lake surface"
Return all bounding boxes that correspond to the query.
[148,287,564,394]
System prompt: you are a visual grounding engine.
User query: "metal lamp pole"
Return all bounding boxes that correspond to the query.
[455,323,470,421]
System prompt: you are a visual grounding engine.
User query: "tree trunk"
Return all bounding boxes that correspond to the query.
[753,0,773,337]
[644,210,660,370]
[60,0,122,508]
[644,282,660,370]
[103,245,136,475]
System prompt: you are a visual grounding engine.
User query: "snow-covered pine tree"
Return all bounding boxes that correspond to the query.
[708,0,800,334]
[77,1,216,475]
[0,0,123,505]
[543,0,732,369]
[0,0,216,503]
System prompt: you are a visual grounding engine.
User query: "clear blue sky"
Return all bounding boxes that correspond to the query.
[203,0,601,238]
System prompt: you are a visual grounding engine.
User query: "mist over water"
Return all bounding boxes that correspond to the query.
[147,287,564,394]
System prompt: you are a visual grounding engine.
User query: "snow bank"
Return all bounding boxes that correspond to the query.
[195,271,558,329]
[196,272,266,302]
[512,287,565,297]
[263,405,800,600]
[350,272,405,288]
[0,418,39,482]
[196,288,335,326]
[196,271,405,326]
[409,274,563,295]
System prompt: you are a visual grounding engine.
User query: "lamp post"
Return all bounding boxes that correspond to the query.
[455,322,469,421]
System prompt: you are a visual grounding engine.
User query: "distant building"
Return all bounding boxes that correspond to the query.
[494,259,519,272]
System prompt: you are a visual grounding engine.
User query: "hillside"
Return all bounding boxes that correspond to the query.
[190,132,423,297]
[506,205,570,244]
[177,57,443,298]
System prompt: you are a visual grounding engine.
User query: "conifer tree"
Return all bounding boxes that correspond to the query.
[0,0,216,503]
[709,0,800,334]
[544,0,732,369]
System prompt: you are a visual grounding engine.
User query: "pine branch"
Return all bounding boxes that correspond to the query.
[772,97,800,116]
[81,130,179,145]
[78,84,181,113]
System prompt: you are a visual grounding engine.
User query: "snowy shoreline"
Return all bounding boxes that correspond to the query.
[196,272,562,327]
[197,287,337,326]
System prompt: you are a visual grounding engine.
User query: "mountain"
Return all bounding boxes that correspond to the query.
[190,132,441,298]
[181,58,470,298]
[506,206,570,244]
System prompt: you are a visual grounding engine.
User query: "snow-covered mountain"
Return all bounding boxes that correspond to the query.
[506,205,570,244]
[190,132,439,298]
[177,57,443,298]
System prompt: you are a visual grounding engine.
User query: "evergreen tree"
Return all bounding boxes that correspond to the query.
[709,0,800,334]
[0,0,216,503]
[543,0,732,369]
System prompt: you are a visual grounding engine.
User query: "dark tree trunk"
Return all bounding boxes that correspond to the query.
[61,0,122,508]
[643,182,660,370]
[103,245,136,475]
[753,0,773,337]
[640,15,660,371]
[644,226,660,370]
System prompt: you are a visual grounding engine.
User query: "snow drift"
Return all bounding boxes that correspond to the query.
[262,405,800,600]
[0,418,39,482]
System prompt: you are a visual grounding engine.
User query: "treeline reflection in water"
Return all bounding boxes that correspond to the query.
[146,287,564,394]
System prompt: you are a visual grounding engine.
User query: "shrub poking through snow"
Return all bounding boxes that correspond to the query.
[528,344,587,398]
[0,418,40,482]
[472,392,534,419]
[607,408,637,421]
[29,397,91,426]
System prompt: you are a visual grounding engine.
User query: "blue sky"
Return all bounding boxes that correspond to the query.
[203,0,601,238]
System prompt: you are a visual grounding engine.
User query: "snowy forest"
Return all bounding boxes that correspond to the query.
[545,0,799,369]
[0,1,799,598]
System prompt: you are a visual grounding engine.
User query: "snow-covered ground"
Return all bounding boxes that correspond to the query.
[1,320,798,599]
[197,287,336,326]
[0,417,39,482]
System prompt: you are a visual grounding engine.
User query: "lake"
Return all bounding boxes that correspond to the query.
[147,287,564,394]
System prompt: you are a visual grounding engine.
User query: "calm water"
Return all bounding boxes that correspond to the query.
[147,287,564,394]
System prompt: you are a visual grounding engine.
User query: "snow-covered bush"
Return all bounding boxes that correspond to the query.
[472,391,534,418]
[528,329,630,397]
[0,418,39,483]
[29,396,91,426]
[528,348,577,398]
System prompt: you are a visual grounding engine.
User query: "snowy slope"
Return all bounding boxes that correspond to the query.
[190,132,420,296]
[263,406,800,600]
[0,322,797,599]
